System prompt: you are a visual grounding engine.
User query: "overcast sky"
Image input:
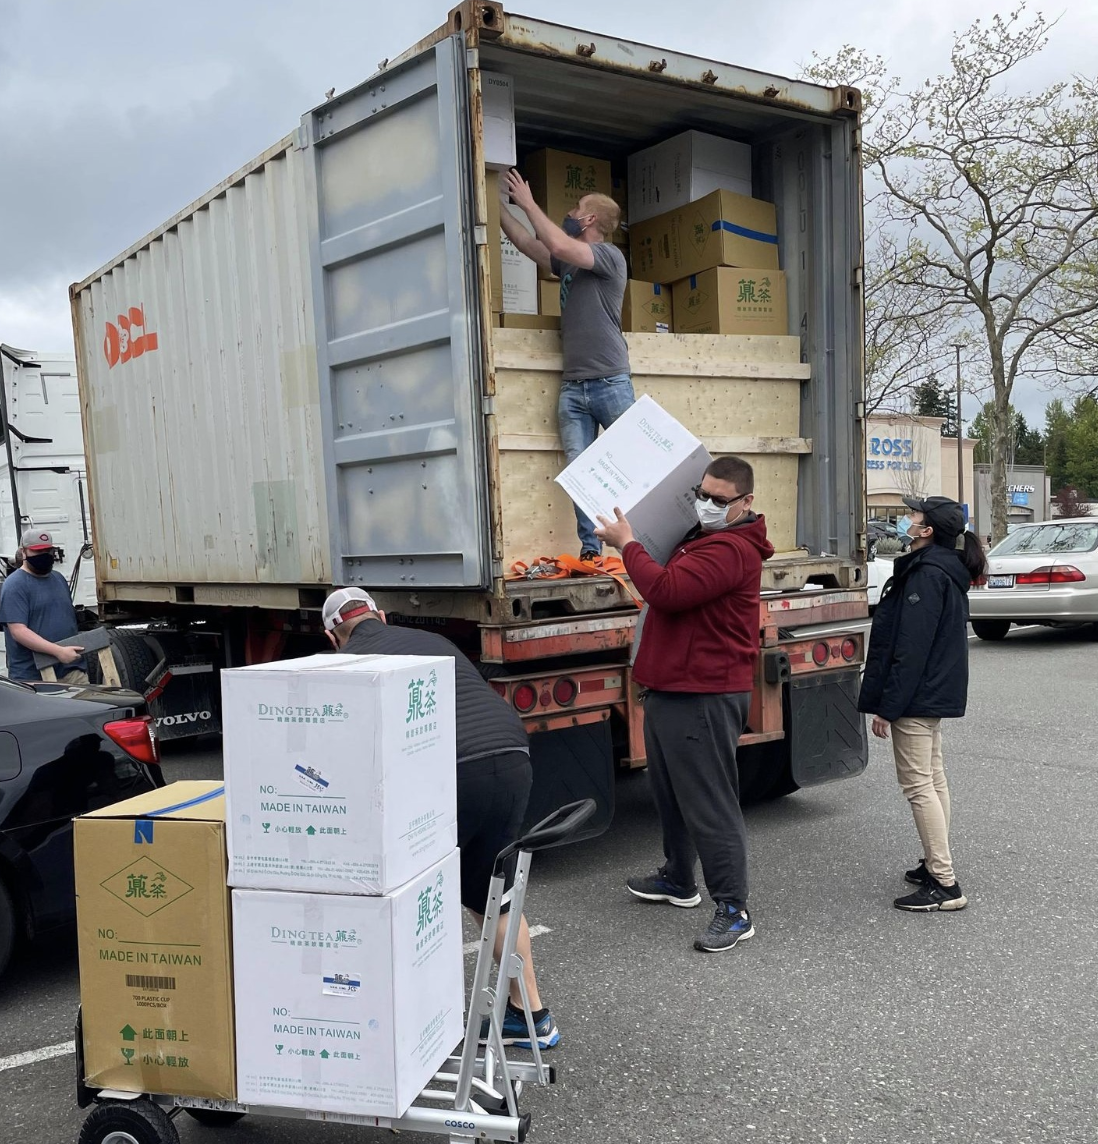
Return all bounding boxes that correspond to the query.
[3,0,1096,427]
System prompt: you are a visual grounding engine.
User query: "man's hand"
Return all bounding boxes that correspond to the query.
[504,169,536,214]
[595,508,635,551]
[55,644,84,666]
[871,716,891,740]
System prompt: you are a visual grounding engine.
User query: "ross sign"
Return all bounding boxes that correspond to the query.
[867,436,923,472]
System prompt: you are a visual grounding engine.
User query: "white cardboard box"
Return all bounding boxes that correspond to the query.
[628,130,753,224]
[555,394,712,564]
[223,653,457,895]
[232,850,464,1118]
[482,71,516,170]
[502,203,538,313]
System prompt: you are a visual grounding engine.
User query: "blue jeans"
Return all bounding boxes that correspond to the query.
[558,373,636,552]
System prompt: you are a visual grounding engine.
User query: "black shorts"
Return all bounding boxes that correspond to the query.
[457,750,533,914]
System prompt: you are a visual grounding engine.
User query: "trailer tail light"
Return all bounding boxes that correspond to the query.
[840,638,858,662]
[512,683,538,713]
[103,715,160,766]
[489,681,507,698]
[1016,566,1086,586]
[552,677,578,707]
[812,642,830,666]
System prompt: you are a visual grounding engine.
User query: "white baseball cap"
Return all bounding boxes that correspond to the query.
[322,587,379,631]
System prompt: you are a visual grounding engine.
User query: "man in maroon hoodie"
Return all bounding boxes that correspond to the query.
[596,456,774,952]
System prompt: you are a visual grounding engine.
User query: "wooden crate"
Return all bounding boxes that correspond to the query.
[491,330,810,569]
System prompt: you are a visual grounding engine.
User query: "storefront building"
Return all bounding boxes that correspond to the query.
[866,416,977,523]
[973,463,1050,537]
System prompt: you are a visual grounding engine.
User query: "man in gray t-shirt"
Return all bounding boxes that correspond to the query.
[500,171,635,558]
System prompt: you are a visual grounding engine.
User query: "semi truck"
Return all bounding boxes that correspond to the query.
[69,2,870,825]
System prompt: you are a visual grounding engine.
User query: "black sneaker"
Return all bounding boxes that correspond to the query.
[694,903,754,952]
[894,877,967,912]
[626,871,701,908]
[904,858,931,885]
[579,549,600,562]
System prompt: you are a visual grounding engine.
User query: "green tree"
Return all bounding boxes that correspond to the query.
[969,402,1048,466]
[1044,399,1071,491]
[911,376,958,436]
[1064,396,1098,497]
[806,10,1098,543]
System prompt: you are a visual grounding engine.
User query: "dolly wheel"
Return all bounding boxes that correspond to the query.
[78,1099,180,1144]
[184,1109,247,1127]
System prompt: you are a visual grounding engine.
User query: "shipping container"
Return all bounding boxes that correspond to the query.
[70,2,869,800]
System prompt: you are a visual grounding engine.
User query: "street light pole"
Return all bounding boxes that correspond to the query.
[953,343,965,521]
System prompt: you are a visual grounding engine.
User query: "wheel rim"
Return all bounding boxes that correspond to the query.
[102,1132,142,1144]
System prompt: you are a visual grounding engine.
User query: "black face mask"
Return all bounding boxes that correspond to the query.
[26,553,56,574]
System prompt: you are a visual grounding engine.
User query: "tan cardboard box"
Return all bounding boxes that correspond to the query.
[622,280,673,333]
[672,267,788,336]
[500,313,561,330]
[629,190,779,282]
[539,279,561,317]
[526,148,612,226]
[75,781,235,1100]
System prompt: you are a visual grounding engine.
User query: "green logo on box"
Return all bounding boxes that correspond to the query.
[101,858,194,916]
[257,701,350,725]
[415,872,445,937]
[406,670,439,724]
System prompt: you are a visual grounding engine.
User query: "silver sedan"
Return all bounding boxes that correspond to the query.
[969,518,1098,640]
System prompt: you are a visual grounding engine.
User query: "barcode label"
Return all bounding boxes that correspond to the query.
[126,974,177,991]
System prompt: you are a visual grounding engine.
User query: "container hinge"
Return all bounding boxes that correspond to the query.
[852,265,863,289]
[491,558,504,579]
[482,395,496,415]
[855,401,865,421]
[292,125,310,151]
[467,47,480,70]
[474,224,488,246]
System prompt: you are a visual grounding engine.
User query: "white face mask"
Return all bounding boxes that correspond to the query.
[695,498,735,531]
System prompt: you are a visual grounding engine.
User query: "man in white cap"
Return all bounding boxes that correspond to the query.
[0,528,86,683]
[321,588,560,1050]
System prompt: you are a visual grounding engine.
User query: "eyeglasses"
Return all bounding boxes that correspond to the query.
[692,485,747,510]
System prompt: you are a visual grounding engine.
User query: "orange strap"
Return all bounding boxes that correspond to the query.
[508,553,641,606]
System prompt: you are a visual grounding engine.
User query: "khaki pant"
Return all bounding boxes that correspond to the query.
[891,716,956,885]
[53,668,90,686]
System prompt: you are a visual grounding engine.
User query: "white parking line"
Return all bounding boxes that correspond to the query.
[0,1039,75,1073]
[463,923,551,956]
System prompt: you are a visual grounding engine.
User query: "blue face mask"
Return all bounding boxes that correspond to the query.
[896,515,914,538]
[562,215,586,238]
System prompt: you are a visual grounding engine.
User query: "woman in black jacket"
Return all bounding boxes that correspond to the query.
[859,496,988,913]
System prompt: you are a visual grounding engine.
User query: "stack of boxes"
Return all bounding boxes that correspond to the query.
[223,653,463,1119]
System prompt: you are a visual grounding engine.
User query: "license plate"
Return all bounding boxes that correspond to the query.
[986,574,1015,589]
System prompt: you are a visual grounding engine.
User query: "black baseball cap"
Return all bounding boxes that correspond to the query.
[902,496,965,540]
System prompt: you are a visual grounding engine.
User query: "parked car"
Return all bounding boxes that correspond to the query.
[969,518,1098,640]
[867,520,912,556]
[866,556,896,611]
[0,676,161,978]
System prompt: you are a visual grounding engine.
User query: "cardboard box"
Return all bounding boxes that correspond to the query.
[500,313,560,330]
[539,279,561,317]
[486,171,539,314]
[526,148,612,226]
[75,781,235,1100]
[630,189,779,282]
[622,280,672,334]
[611,173,628,244]
[232,850,464,1118]
[628,130,753,224]
[673,268,788,336]
[481,71,516,170]
[223,653,457,895]
[555,394,712,564]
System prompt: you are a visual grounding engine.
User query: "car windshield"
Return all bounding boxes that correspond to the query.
[991,522,1098,556]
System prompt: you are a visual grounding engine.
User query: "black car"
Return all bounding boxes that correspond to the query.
[867,520,912,553]
[0,675,162,978]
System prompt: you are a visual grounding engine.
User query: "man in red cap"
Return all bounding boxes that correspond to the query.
[0,528,86,683]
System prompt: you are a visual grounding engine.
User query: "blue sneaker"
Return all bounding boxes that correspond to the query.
[479,1003,560,1049]
[694,904,754,952]
[626,870,702,908]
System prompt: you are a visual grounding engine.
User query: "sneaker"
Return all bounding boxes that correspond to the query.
[694,903,755,952]
[904,858,932,885]
[626,871,702,908]
[479,1002,560,1050]
[894,877,967,912]
[579,549,600,562]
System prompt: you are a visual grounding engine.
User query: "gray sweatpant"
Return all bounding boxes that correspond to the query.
[643,690,751,911]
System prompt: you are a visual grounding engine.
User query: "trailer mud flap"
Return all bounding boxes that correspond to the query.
[789,669,868,788]
[521,720,614,844]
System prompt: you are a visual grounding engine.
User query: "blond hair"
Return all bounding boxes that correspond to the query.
[580,193,621,240]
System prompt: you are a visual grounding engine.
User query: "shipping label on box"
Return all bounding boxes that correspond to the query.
[630,189,779,282]
[223,654,457,895]
[481,71,516,170]
[232,850,463,1118]
[628,130,753,224]
[556,394,712,564]
[622,280,672,334]
[526,148,612,225]
[673,268,788,336]
[75,781,236,1100]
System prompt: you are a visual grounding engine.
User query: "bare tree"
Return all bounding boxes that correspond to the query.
[807,8,1098,543]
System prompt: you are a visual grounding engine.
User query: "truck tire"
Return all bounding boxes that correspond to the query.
[109,632,160,694]
[0,878,16,980]
[971,619,1011,641]
[78,1099,180,1144]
